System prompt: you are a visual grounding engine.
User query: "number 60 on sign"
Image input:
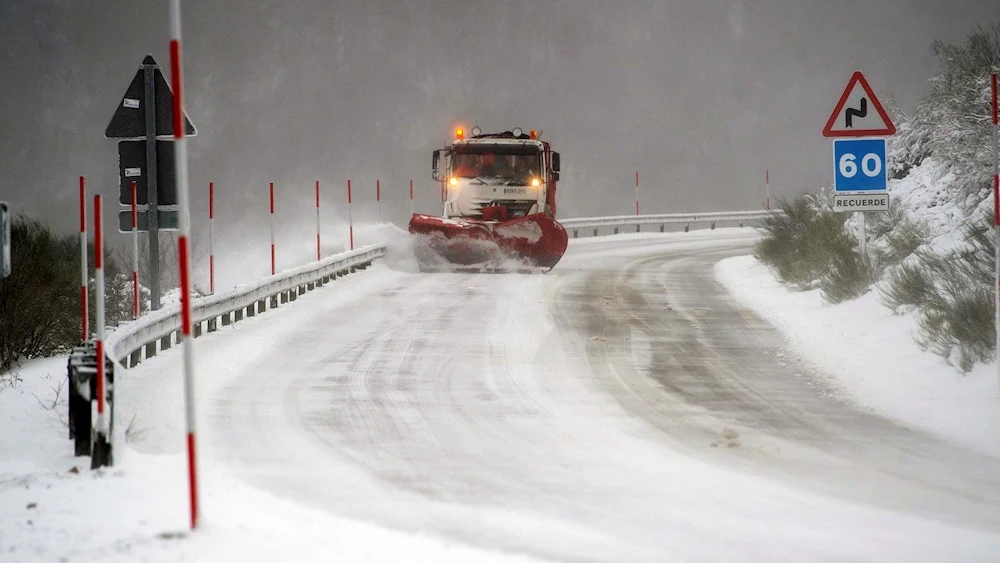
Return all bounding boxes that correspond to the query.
[833,138,887,192]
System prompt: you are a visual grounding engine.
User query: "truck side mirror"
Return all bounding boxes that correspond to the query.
[432,150,441,181]
[551,152,560,172]
[1,202,10,278]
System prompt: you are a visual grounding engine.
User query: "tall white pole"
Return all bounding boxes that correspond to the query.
[348,179,354,250]
[766,169,771,210]
[209,182,214,294]
[169,0,200,530]
[79,176,88,341]
[315,180,321,261]
[991,72,998,392]
[634,170,639,216]
[94,195,106,440]
[269,181,275,275]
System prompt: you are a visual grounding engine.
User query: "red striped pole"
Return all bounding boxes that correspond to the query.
[131,181,139,319]
[269,181,275,275]
[409,179,413,216]
[376,179,381,222]
[79,176,88,341]
[766,169,771,210]
[209,182,214,294]
[634,171,639,216]
[991,72,998,391]
[94,195,107,440]
[169,0,200,530]
[348,179,354,250]
[315,180,321,261]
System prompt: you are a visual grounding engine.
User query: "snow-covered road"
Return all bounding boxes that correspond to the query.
[121,230,1000,561]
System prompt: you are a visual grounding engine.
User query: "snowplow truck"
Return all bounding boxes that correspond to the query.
[408,127,568,271]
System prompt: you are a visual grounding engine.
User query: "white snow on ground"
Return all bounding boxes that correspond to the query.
[716,255,1000,458]
[0,353,541,563]
[3,226,1000,561]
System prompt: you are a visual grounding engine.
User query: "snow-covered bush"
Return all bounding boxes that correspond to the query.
[754,194,858,293]
[879,222,995,372]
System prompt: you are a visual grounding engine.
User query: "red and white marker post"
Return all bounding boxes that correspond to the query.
[169,0,200,530]
[131,181,139,319]
[93,194,111,466]
[991,72,998,391]
[634,170,640,216]
[79,176,88,341]
[209,182,215,294]
[315,180,321,261]
[347,179,354,250]
[269,181,276,275]
[376,179,381,223]
[409,179,414,216]
[766,169,771,210]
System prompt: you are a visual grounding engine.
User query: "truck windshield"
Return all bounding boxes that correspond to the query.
[451,150,541,183]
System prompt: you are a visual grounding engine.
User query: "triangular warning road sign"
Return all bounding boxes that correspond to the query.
[105,55,197,139]
[822,71,895,137]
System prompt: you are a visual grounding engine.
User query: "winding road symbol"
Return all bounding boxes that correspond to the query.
[845,98,867,128]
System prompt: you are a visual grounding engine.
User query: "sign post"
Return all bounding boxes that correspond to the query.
[105,54,196,310]
[79,177,88,340]
[824,71,895,255]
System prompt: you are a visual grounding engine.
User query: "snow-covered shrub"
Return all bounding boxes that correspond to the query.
[754,195,856,292]
[879,222,994,372]
[901,24,1000,211]
[820,250,880,304]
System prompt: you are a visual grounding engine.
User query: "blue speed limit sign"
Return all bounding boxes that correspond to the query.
[833,138,887,192]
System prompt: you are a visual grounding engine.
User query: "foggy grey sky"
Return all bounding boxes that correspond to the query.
[1,0,996,243]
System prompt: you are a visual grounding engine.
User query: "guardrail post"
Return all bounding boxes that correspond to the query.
[234,308,244,322]
[684,224,689,232]
[636,224,640,233]
[593,228,598,237]
[572,229,578,238]
[270,294,279,308]
[711,221,716,230]
[160,334,172,350]
[129,348,141,367]
[221,312,232,327]
[660,224,664,233]
[613,227,619,235]
[208,318,217,332]
[739,220,744,228]
[193,322,202,338]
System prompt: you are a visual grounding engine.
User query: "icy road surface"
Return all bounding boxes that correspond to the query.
[135,230,1000,562]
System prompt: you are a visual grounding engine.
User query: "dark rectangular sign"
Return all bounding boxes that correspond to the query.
[118,209,179,232]
[118,140,177,205]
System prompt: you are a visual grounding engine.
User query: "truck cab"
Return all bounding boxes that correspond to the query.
[433,127,560,222]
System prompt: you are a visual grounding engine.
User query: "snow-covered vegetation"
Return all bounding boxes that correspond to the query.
[755,24,1000,372]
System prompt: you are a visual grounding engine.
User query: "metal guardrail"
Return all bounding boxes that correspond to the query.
[560,210,777,234]
[106,244,385,368]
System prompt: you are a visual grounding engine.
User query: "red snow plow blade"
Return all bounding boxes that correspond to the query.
[408,212,569,271]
